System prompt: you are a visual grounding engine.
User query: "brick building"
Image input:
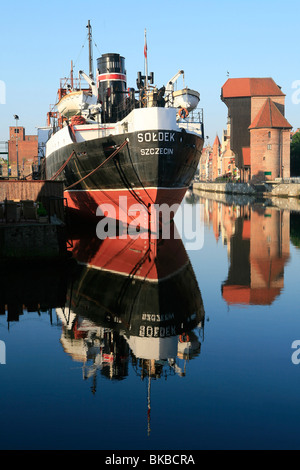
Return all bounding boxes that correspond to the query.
[8,126,38,178]
[212,135,221,180]
[199,136,223,181]
[221,78,292,182]
[199,145,212,181]
[221,119,238,179]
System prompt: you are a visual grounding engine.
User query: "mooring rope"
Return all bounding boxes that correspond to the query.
[65,139,129,190]
[50,150,76,181]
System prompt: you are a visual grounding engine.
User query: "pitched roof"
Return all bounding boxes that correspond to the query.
[213,135,221,148]
[249,98,292,130]
[222,78,285,98]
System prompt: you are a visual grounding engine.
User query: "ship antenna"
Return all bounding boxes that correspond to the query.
[87,20,94,80]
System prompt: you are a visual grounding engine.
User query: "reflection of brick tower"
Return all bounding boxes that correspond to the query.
[249,207,290,303]
[222,206,290,305]
[8,126,38,178]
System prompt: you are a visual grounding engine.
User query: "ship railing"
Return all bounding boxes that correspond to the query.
[178,108,204,138]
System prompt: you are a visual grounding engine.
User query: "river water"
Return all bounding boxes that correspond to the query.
[0,192,300,450]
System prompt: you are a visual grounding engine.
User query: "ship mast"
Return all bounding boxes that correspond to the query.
[144,29,148,106]
[147,362,151,437]
[87,20,94,80]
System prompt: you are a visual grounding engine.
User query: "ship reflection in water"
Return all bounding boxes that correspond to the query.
[197,197,291,305]
[57,224,205,426]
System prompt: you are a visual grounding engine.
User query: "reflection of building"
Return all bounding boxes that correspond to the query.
[222,206,290,305]
[196,196,290,305]
[200,198,240,249]
[221,78,292,182]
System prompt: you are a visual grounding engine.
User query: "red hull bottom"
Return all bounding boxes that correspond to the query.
[65,187,187,229]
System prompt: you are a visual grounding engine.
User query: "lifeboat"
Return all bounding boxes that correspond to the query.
[173,87,200,112]
[56,90,97,118]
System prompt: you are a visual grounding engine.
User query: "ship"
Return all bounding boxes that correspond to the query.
[44,23,204,226]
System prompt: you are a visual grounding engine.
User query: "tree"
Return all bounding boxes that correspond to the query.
[291,130,300,176]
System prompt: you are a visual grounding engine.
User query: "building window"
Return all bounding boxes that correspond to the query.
[268,131,271,138]
[267,144,272,150]
[14,129,19,134]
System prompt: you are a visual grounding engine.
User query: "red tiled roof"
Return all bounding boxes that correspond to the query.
[222,78,285,98]
[222,285,251,304]
[249,98,292,129]
[222,285,281,305]
[242,147,251,166]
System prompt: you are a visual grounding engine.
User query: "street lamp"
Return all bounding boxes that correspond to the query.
[13,115,20,180]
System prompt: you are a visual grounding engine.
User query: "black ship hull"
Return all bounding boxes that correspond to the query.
[46,126,203,225]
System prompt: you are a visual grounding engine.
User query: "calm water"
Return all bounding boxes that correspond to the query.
[1,193,300,450]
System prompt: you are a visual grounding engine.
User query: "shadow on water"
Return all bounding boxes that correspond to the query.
[0,258,75,322]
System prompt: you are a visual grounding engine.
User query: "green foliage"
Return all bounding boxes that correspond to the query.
[291,131,300,176]
[37,202,47,217]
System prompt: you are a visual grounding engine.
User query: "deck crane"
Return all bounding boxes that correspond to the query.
[165,70,185,107]
[78,70,98,100]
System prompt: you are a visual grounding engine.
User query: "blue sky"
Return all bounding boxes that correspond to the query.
[0,0,299,144]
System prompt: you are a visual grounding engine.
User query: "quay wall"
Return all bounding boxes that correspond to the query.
[193,182,300,198]
[193,182,256,195]
[0,180,65,221]
[193,188,300,212]
[0,180,63,202]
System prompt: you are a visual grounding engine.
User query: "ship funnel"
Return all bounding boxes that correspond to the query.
[97,53,127,122]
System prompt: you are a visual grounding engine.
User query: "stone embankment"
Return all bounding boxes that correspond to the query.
[193,181,300,197]
[193,181,300,211]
